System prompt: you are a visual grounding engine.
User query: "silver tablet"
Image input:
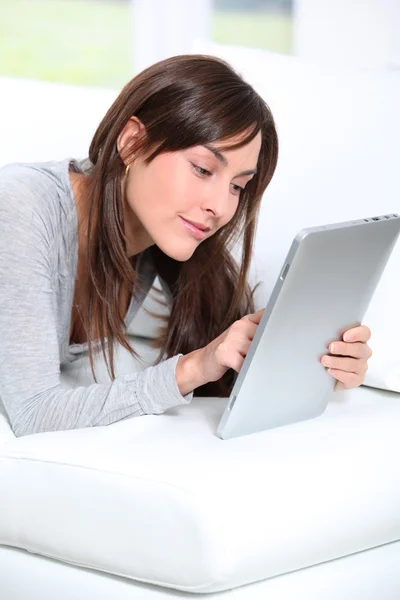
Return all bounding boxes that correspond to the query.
[217,213,400,440]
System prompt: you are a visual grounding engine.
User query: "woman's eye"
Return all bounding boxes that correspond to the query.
[231,184,244,195]
[192,163,245,196]
[192,164,211,177]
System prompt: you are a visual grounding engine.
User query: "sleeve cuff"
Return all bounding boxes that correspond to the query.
[136,353,194,415]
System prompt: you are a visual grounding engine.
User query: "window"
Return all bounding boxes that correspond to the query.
[0,0,293,88]
[212,0,293,54]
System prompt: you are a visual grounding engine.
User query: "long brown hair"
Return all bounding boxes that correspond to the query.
[82,54,278,397]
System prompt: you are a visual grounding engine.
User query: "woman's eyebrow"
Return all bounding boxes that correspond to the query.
[203,144,257,177]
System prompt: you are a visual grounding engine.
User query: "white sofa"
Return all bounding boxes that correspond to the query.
[1,43,400,599]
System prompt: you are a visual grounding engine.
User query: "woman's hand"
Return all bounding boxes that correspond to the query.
[177,315,372,396]
[195,309,265,384]
[320,325,372,391]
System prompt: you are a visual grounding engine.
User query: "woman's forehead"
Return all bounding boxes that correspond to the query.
[215,127,261,148]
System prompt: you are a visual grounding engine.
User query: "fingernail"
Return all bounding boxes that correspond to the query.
[330,343,336,353]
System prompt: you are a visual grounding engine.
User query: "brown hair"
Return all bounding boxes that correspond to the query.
[81,54,278,397]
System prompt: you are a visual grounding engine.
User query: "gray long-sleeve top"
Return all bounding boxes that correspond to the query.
[0,158,193,437]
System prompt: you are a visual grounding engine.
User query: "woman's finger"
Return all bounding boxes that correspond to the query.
[334,380,345,392]
[327,369,362,389]
[328,341,372,360]
[246,309,264,324]
[321,355,363,373]
[343,325,371,343]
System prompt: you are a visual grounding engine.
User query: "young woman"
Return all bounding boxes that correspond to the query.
[0,55,372,437]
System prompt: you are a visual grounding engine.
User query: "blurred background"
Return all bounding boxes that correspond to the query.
[0,0,398,90]
[0,0,292,88]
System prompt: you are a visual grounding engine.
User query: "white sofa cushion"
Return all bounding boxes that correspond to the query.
[191,41,400,393]
[0,77,117,166]
[1,541,400,600]
[361,240,400,392]
[0,338,399,594]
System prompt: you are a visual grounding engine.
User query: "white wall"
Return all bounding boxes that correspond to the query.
[293,0,400,71]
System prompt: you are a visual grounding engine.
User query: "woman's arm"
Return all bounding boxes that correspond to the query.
[176,350,208,396]
[0,168,193,438]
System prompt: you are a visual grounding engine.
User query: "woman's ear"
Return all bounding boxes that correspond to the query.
[117,117,146,166]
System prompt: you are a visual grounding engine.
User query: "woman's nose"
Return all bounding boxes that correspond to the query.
[202,183,231,219]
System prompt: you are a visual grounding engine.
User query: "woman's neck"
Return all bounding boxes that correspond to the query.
[69,170,90,265]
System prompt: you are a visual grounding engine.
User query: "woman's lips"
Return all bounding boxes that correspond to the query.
[179,217,207,240]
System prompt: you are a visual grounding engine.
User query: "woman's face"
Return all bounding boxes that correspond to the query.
[119,119,262,261]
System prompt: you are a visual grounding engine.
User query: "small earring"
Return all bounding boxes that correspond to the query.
[125,164,130,177]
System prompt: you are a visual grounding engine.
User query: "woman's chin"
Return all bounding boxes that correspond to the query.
[157,241,197,262]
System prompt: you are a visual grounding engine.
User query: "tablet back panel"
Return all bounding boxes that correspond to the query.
[218,214,400,439]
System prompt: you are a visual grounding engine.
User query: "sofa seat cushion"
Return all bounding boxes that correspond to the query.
[0,376,399,593]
